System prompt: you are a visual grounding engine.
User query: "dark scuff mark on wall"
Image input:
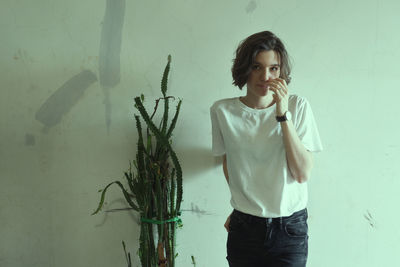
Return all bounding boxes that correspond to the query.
[246,0,257,14]
[25,134,35,146]
[13,48,34,62]
[181,203,213,219]
[35,70,97,128]
[364,210,377,229]
[99,0,126,132]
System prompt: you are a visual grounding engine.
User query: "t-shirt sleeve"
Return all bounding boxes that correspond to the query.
[294,97,323,153]
[210,104,226,156]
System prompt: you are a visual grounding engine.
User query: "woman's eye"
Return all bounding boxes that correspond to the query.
[252,65,279,71]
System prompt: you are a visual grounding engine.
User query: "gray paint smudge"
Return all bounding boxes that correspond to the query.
[102,88,111,131]
[99,0,125,88]
[25,134,35,146]
[35,70,97,128]
[246,0,257,13]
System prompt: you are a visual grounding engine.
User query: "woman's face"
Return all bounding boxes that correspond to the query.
[246,50,281,97]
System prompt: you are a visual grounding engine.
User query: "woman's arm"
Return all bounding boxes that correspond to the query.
[280,120,313,183]
[222,154,229,184]
[268,78,314,183]
[222,154,231,232]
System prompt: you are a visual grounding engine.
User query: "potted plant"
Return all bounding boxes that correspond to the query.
[92,55,183,267]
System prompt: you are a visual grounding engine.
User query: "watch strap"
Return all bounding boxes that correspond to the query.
[276,111,288,122]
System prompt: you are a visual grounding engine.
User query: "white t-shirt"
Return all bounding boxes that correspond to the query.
[210,94,323,218]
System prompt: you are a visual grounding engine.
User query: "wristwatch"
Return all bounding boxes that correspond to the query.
[276,111,292,122]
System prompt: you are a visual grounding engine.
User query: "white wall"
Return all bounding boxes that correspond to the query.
[1,0,400,266]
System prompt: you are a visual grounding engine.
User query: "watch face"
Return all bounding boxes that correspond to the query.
[286,111,292,121]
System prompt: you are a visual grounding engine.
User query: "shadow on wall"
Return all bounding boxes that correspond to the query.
[94,197,140,228]
[35,70,97,132]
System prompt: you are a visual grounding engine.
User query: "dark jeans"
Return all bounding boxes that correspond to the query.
[227,208,309,267]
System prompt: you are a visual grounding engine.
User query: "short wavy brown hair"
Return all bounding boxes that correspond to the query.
[231,31,292,89]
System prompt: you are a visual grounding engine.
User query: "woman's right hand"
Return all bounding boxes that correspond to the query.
[224,214,231,232]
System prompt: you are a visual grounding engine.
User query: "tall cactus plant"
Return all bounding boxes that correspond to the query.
[92,55,183,267]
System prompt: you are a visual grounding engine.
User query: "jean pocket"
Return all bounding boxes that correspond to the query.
[284,219,308,238]
[229,212,246,233]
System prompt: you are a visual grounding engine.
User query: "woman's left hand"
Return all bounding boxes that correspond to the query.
[268,78,289,116]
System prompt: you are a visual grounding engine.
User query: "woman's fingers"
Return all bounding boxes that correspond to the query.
[269,79,289,116]
[268,80,288,100]
[271,79,288,91]
[276,78,288,90]
[224,215,231,232]
[270,86,284,100]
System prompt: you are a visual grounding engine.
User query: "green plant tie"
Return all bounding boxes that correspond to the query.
[141,215,182,226]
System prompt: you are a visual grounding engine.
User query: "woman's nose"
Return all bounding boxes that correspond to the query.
[261,70,272,81]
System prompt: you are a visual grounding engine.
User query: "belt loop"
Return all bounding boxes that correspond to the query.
[280,217,283,229]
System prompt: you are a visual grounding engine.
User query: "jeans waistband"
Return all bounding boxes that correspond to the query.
[232,208,308,225]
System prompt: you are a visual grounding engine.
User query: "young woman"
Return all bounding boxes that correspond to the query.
[210,31,323,266]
